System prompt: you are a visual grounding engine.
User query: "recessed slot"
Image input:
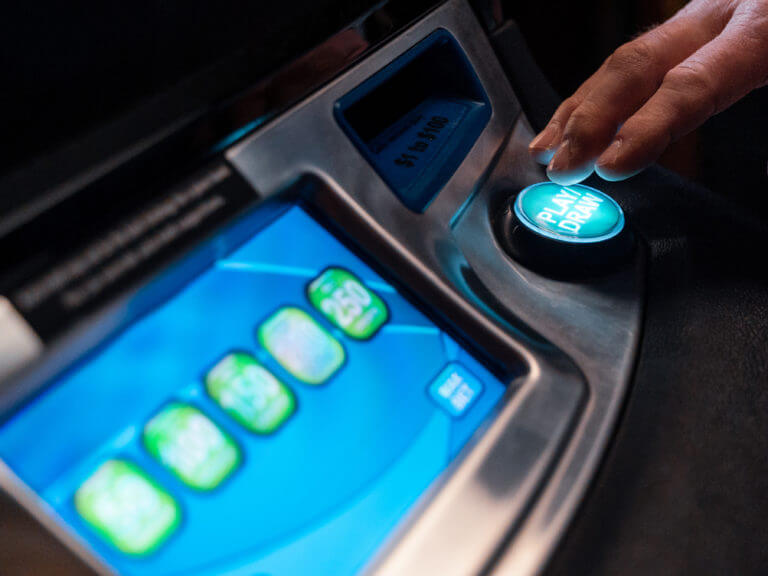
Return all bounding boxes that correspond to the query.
[335,30,491,213]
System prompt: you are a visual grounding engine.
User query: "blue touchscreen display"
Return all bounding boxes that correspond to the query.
[0,206,506,575]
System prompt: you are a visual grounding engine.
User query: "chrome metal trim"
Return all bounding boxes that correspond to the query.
[227,0,643,575]
[0,460,116,576]
[457,117,644,576]
[0,296,43,382]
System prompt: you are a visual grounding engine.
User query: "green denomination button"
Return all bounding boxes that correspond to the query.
[206,352,296,434]
[515,182,625,243]
[75,459,181,556]
[307,267,389,340]
[258,307,345,385]
[143,403,240,491]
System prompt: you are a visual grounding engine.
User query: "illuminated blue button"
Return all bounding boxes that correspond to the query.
[514,182,624,243]
[428,363,483,418]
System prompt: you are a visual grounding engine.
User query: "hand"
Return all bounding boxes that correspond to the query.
[528,0,768,185]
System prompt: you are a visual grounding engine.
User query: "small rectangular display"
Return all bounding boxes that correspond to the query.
[335,30,491,213]
[0,206,506,575]
[367,97,482,191]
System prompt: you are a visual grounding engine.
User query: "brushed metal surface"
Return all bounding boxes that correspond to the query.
[227,0,643,574]
[0,297,43,382]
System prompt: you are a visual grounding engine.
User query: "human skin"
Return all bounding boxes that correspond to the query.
[527,0,768,185]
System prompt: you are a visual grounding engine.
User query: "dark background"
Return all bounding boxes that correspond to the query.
[0,0,399,180]
[2,0,765,217]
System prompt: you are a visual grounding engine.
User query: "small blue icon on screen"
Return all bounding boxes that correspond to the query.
[428,363,484,417]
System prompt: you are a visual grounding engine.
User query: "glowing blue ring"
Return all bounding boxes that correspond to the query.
[514,182,625,244]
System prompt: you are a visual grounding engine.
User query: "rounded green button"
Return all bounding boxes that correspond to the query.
[514,182,624,244]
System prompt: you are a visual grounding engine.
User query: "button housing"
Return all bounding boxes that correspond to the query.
[497,182,634,277]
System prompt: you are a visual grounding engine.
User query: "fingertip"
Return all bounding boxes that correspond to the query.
[594,163,642,182]
[545,138,595,185]
[529,124,561,165]
[595,137,645,181]
[529,146,557,166]
[546,162,595,186]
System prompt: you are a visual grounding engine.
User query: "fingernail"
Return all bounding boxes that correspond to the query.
[595,138,639,181]
[596,138,623,170]
[548,139,572,173]
[529,125,560,164]
[546,140,596,184]
[547,162,595,186]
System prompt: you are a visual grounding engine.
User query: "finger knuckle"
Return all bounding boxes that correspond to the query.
[568,104,598,126]
[739,24,768,84]
[565,101,603,134]
[663,63,717,109]
[607,40,656,75]
[658,63,719,137]
[555,97,580,120]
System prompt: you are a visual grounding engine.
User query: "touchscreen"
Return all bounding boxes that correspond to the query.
[0,206,506,575]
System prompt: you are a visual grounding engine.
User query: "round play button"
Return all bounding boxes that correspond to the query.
[514,182,625,243]
[498,182,634,277]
